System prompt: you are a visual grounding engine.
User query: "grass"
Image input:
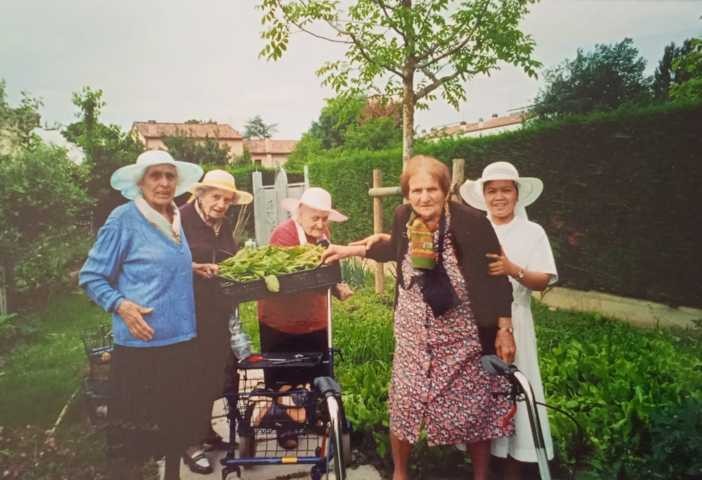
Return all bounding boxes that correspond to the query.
[0,292,110,427]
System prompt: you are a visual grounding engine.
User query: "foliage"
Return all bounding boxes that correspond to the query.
[243,114,278,139]
[0,79,42,151]
[307,95,367,150]
[536,302,702,478]
[669,38,702,102]
[308,146,404,245]
[0,143,92,310]
[258,0,540,164]
[63,86,143,228]
[533,38,652,118]
[305,100,702,308]
[652,39,697,100]
[162,131,231,165]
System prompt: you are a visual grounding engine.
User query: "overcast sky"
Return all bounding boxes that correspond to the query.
[1,0,700,139]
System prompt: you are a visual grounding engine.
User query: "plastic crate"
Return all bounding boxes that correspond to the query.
[218,261,341,303]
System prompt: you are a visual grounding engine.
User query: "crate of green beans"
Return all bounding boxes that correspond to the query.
[217,244,341,303]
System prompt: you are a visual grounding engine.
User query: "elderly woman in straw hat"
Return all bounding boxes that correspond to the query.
[323,155,515,480]
[460,161,558,479]
[257,186,352,449]
[179,169,253,474]
[79,150,204,480]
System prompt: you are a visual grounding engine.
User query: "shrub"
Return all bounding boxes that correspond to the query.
[301,100,702,308]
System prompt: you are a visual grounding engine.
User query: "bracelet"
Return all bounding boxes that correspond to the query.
[498,326,514,334]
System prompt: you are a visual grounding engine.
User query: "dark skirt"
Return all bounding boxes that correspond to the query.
[108,340,199,462]
[191,311,237,441]
[259,322,328,387]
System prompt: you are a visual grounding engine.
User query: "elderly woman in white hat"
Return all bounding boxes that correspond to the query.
[460,161,558,479]
[257,186,351,449]
[179,169,252,474]
[79,150,204,480]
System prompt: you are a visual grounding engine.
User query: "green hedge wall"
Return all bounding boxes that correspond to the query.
[305,101,702,308]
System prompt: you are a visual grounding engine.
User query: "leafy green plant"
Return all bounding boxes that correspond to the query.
[340,259,374,289]
[218,244,324,285]
[536,302,702,478]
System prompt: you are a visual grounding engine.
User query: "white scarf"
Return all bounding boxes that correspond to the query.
[135,196,182,244]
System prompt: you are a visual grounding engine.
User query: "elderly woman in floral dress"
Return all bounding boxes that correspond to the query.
[324,155,515,480]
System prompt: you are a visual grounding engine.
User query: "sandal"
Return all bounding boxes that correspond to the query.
[277,429,298,450]
[182,447,213,475]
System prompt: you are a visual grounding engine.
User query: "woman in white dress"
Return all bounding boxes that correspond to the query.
[460,161,558,480]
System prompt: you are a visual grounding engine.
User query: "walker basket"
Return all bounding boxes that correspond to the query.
[81,325,113,382]
[233,353,330,459]
[218,261,341,303]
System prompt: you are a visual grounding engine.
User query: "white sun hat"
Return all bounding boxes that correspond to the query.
[459,161,543,211]
[189,169,253,205]
[110,150,204,200]
[281,187,348,222]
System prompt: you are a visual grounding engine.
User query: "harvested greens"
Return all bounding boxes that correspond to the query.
[218,244,324,292]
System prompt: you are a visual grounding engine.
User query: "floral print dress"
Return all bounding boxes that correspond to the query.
[389,214,514,446]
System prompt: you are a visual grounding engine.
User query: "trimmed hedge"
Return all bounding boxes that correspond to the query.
[304,101,702,308]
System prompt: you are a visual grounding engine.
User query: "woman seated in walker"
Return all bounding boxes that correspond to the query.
[257,187,352,449]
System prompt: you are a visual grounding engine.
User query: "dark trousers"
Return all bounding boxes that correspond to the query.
[259,322,328,387]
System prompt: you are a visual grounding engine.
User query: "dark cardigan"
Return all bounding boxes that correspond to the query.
[366,201,513,354]
[180,202,238,329]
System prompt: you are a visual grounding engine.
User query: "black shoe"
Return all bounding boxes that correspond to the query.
[182,448,213,475]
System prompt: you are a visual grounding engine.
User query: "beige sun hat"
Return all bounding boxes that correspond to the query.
[281,187,348,222]
[459,161,543,211]
[189,169,253,205]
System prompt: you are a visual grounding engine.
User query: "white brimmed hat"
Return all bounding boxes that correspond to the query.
[459,161,543,211]
[110,150,204,200]
[281,187,348,222]
[189,169,253,205]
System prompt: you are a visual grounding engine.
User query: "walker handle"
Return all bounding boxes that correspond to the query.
[481,354,518,377]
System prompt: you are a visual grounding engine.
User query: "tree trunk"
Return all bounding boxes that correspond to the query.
[402,73,415,171]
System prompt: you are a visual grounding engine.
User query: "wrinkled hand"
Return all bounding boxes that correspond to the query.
[495,329,516,363]
[486,248,516,277]
[193,262,219,279]
[349,233,390,251]
[116,300,155,341]
[335,282,354,301]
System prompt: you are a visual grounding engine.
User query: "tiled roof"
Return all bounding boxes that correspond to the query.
[244,139,298,155]
[131,121,242,140]
[425,112,525,138]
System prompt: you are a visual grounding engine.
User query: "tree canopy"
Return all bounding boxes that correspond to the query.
[652,39,696,100]
[259,0,540,166]
[533,38,652,118]
[63,87,143,228]
[243,115,278,139]
[669,37,702,102]
[287,94,402,167]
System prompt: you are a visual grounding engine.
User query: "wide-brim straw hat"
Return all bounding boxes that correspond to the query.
[189,169,253,205]
[281,187,348,222]
[459,161,543,211]
[110,150,204,200]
